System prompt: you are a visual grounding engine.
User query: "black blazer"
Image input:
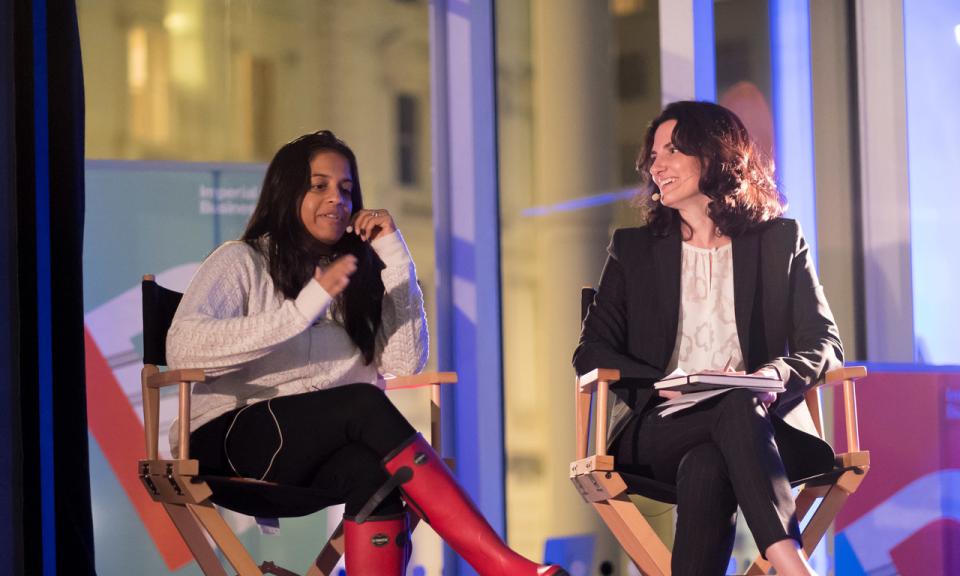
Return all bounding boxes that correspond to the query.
[573,218,843,464]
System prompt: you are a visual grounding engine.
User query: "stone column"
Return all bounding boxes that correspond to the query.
[505,0,620,563]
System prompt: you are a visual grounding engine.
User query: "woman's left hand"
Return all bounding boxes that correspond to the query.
[350,208,397,242]
[752,366,780,406]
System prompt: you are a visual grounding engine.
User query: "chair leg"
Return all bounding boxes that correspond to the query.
[162,502,228,576]
[305,520,344,576]
[792,487,820,525]
[743,486,839,576]
[594,495,672,576]
[259,561,301,576]
[187,502,263,576]
[743,487,822,576]
[744,469,867,575]
[800,484,850,558]
[743,555,771,575]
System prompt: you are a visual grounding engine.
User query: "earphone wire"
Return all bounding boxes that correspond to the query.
[224,399,284,482]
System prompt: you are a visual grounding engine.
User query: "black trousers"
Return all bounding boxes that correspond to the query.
[613,388,827,576]
[190,383,416,517]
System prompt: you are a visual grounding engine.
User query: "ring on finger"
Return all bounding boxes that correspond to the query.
[372,210,380,218]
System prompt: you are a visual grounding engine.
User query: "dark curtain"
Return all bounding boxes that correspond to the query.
[0,0,20,571]
[3,0,96,573]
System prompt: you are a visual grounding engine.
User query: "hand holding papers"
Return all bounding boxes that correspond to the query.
[654,367,784,417]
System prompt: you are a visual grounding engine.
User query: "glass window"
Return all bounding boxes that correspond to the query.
[904,1,960,364]
[714,0,774,160]
[497,0,661,569]
[78,1,439,573]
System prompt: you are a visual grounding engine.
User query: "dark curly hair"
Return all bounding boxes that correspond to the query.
[242,131,384,364]
[635,100,785,238]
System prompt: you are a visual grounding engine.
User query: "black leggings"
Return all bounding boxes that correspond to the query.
[190,383,416,517]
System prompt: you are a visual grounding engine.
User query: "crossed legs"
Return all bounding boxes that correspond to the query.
[190,384,568,576]
[614,389,812,575]
[190,383,415,516]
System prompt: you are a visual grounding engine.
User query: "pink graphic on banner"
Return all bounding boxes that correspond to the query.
[832,371,960,574]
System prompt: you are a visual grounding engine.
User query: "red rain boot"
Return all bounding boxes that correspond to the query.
[343,513,410,576]
[384,434,569,576]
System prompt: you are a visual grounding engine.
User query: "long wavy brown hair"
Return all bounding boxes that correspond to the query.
[635,100,785,238]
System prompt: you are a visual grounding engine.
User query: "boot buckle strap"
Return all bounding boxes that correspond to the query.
[355,466,414,523]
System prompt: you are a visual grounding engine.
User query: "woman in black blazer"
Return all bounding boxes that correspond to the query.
[574,101,842,576]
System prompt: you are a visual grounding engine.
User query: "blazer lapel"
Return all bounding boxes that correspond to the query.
[653,227,681,369]
[732,232,759,365]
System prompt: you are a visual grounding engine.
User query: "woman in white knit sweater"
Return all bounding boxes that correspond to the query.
[168,131,566,576]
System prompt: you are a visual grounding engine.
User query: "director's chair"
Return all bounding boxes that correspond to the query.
[138,274,456,575]
[571,287,870,575]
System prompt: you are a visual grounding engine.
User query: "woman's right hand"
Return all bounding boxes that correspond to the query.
[314,254,357,297]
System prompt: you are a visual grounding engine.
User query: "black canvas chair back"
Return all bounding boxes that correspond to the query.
[142,275,183,366]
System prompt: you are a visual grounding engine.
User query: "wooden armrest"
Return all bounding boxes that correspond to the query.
[805,365,868,452]
[383,371,458,390]
[384,371,457,456]
[145,368,206,388]
[142,366,203,461]
[576,368,620,392]
[575,368,620,461]
[820,365,867,387]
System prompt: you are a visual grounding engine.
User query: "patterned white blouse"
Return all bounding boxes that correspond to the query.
[666,242,745,373]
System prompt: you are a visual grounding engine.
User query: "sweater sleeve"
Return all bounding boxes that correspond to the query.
[370,231,429,376]
[165,242,333,374]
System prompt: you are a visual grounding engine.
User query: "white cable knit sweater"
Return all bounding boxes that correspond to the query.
[166,230,428,452]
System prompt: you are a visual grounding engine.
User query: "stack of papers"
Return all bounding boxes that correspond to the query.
[654,368,784,417]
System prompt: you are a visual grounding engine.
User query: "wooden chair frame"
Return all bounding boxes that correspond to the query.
[571,366,870,576]
[137,275,457,576]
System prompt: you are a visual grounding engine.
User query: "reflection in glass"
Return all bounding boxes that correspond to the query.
[497,0,660,570]
[715,0,774,160]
